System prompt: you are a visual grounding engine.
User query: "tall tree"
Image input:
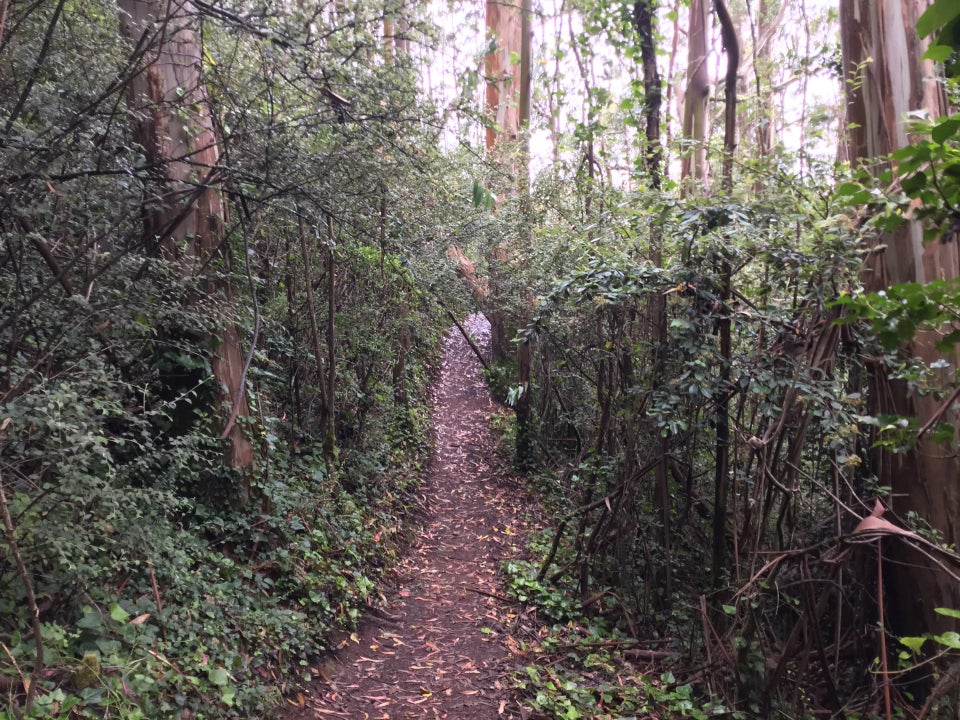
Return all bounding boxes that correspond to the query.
[515,0,534,468]
[681,0,711,188]
[119,0,255,479]
[634,0,673,603]
[483,0,526,364]
[749,0,777,159]
[634,0,663,190]
[485,0,524,154]
[711,0,739,591]
[839,0,959,633]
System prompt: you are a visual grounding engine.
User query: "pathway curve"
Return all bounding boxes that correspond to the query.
[289,316,537,720]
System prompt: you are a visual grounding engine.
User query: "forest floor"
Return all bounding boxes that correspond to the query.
[287,315,541,720]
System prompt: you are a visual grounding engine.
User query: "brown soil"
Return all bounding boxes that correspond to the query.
[287,318,539,719]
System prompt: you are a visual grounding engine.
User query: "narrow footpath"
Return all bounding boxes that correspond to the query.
[290,316,538,719]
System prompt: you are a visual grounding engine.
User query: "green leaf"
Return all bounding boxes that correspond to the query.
[722,604,736,615]
[932,116,960,144]
[208,667,231,686]
[899,636,926,653]
[928,422,956,444]
[893,142,932,164]
[847,190,874,205]
[59,695,82,714]
[917,0,960,38]
[924,43,955,62]
[76,609,104,631]
[835,181,864,196]
[901,170,928,194]
[109,604,130,623]
[935,607,960,619]
[933,630,960,650]
[934,631,960,649]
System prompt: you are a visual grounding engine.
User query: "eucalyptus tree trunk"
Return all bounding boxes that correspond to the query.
[484,0,525,364]
[118,0,255,480]
[485,0,523,153]
[751,0,776,158]
[514,0,534,469]
[681,0,711,189]
[839,0,959,634]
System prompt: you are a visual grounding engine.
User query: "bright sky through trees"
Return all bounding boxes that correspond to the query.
[426,0,843,183]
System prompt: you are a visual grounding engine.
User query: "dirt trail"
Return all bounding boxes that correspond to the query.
[289,316,536,720]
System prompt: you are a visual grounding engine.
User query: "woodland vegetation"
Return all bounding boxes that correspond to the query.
[1,0,960,718]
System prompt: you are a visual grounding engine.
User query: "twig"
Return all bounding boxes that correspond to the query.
[537,517,568,582]
[553,638,639,649]
[219,215,262,442]
[444,309,490,373]
[294,211,333,438]
[145,649,211,700]
[147,561,163,615]
[917,660,960,720]
[464,585,514,603]
[538,457,660,581]
[624,648,678,662]
[699,595,713,667]
[916,382,960,441]
[0,0,9,46]
[801,558,840,711]
[699,594,734,667]
[24,225,74,295]
[582,589,638,638]
[877,538,892,720]
[0,440,43,716]
[730,552,793,602]
[0,640,26,697]
[3,0,67,136]
[363,610,402,626]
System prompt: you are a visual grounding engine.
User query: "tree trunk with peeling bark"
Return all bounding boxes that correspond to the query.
[484,0,525,364]
[485,0,523,154]
[839,0,960,635]
[119,0,255,482]
[681,0,711,189]
[514,0,534,469]
[753,0,776,158]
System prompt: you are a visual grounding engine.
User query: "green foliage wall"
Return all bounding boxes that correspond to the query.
[0,1,465,716]
[478,148,895,711]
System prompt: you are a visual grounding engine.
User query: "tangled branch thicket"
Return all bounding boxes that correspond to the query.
[0,1,475,716]
[488,180,960,713]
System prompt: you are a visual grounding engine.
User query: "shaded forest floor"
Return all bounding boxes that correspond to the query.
[287,316,541,719]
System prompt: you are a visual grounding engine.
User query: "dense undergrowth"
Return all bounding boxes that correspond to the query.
[0,1,474,716]
[0,247,448,718]
[447,4,960,716]
[472,150,960,717]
